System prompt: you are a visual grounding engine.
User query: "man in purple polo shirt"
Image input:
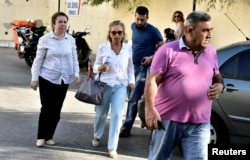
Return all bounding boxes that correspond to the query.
[144,11,224,160]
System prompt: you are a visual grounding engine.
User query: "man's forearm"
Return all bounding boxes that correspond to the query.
[213,73,224,84]
[144,76,157,109]
[213,73,225,93]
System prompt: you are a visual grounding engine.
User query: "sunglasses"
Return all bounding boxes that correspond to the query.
[110,31,123,35]
[174,15,180,18]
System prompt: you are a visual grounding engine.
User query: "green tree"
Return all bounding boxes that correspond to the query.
[197,0,250,10]
[82,0,250,11]
[82,0,149,10]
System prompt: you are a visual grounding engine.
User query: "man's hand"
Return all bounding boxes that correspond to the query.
[208,83,224,100]
[145,106,161,130]
[141,56,153,67]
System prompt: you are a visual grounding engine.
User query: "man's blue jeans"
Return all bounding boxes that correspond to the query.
[149,120,210,160]
[121,66,148,131]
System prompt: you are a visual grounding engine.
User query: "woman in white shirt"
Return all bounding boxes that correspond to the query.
[172,10,185,40]
[30,12,80,147]
[92,20,135,158]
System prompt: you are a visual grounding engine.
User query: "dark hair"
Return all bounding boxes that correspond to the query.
[135,6,149,17]
[164,28,176,41]
[172,10,185,23]
[185,11,211,28]
[51,12,68,31]
[164,28,172,35]
[107,20,126,42]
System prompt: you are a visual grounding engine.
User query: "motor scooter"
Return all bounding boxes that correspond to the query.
[70,25,92,69]
[12,20,46,67]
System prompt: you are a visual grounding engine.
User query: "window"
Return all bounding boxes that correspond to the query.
[220,50,250,81]
[238,52,250,80]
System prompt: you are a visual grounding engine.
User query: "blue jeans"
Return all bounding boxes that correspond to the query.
[121,66,148,131]
[93,84,127,151]
[149,120,210,160]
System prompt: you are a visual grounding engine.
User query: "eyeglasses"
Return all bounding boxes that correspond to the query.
[110,31,123,35]
[174,15,180,18]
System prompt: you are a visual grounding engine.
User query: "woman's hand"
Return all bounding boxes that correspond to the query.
[129,83,135,90]
[99,65,110,72]
[30,81,38,91]
[74,77,80,85]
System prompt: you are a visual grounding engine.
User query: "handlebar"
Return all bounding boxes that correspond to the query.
[72,31,91,38]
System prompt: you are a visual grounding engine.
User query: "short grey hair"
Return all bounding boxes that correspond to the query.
[185,11,211,28]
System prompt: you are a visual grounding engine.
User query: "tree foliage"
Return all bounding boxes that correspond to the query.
[197,0,250,10]
[83,0,250,11]
[82,0,149,10]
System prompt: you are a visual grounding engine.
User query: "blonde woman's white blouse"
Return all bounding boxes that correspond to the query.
[93,42,135,87]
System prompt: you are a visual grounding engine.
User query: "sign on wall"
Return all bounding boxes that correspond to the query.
[67,0,81,16]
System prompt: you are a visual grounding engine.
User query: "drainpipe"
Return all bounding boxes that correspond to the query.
[58,0,60,12]
[193,0,196,11]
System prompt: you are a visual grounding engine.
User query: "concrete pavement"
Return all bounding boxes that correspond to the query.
[0,86,151,160]
[0,47,182,160]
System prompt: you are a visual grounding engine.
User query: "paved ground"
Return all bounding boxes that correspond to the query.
[0,47,182,160]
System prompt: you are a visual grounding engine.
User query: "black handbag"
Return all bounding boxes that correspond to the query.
[75,63,107,105]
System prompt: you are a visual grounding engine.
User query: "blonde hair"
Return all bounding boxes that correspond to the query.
[172,11,185,23]
[106,20,126,42]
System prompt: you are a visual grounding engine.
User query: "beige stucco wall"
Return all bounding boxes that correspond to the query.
[1,0,250,52]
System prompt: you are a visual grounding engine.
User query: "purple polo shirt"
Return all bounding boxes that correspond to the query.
[150,38,219,123]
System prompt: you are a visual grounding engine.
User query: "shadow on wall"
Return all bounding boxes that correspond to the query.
[5,0,13,6]
[3,22,12,29]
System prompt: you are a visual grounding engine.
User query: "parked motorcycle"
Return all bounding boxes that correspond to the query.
[69,25,92,69]
[12,20,46,67]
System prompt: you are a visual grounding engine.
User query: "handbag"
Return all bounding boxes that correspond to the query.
[75,61,107,105]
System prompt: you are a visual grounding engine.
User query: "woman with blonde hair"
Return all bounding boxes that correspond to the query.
[172,10,185,39]
[91,20,135,158]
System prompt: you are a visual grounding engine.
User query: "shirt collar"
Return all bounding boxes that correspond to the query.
[50,31,68,39]
[179,35,208,64]
[179,35,190,50]
[179,35,207,52]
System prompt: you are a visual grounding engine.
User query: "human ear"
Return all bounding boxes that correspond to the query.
[186,27,193,34]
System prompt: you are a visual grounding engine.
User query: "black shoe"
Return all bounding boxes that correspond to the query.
[119,129,131,137]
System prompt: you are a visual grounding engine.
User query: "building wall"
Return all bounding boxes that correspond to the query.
[1,0,250,52]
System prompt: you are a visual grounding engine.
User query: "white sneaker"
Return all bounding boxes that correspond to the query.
[36,139,45,147]
[92,137,100,147]
[109,150,117,158]
[45,139,55,146]
[92,139,100,147]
